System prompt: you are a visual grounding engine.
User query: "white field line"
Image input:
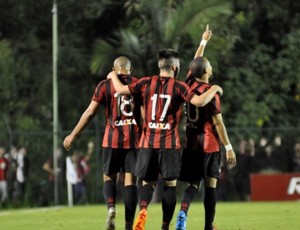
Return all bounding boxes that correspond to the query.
[0,205,66,216]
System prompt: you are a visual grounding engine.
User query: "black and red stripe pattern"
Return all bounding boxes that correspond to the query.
[185,80,221,153]
[92,75,142,149]
[128,75,194,149]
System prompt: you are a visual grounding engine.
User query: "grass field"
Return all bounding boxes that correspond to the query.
[0,201,299,230]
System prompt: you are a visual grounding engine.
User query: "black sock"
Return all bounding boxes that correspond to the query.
[161,186,176,230]
[124,185,138,230]
[103,180,116,209]
[181,185,198,214]
[204,187,217,230]
[139,184,154,210]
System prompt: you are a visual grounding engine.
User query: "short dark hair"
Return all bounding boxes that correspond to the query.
[189,56,209,77]
[158,49,179,60]
[158,49,179,70]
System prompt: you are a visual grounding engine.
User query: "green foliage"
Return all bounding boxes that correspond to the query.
[0,0,300,207]
[218,0,300,127]
[0,41,16,101]
[91,0,230,77]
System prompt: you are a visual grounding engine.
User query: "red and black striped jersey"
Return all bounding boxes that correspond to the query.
[0,157,9,181]
[128,75,194,149]
[92,75,142,149]
[185,76,222,153]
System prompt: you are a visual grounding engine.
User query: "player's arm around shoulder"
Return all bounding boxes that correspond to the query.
[107,71,131,95]
[190,85,223,107]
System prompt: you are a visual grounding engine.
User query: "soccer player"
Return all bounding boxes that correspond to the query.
[175,26,237,230]
[107,47,223,230]
[63,56,142,230]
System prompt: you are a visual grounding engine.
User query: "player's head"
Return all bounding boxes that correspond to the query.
[189,56,212,79]
[158,49,180,78]
[19,147,27,156]
[113,56,132,75]
[0,146,5,157]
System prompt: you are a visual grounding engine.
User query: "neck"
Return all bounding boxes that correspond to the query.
[195,75,209,83]
[159,70,173,78]
[195,78,208,83]
[117,71,130,75]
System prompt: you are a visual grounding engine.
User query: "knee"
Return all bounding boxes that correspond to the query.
[204,177,217,188]
[163,179,177,187]
[103,174,116,182]
[189,181,201,191]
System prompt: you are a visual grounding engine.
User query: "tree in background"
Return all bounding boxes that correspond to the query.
[0,0,299,205]
[90,0,231,77]
[219,0,300,129]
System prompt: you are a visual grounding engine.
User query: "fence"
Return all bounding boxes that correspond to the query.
[0,127,299,207]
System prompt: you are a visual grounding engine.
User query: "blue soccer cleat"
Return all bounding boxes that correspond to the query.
[176,210,187,230]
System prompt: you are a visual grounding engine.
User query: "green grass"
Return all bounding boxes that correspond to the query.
[0,201,299,230]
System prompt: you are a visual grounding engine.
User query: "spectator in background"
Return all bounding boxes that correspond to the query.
[0,146,9,207]
[72,141,94,204]
[15,147,30,205]
[42,148,64,205]
[7,145,18,201]
[256,136,281,173]
[234,139,255,201]
[291,141,300,172]
[271,133,287,171]
[42,158,55,206]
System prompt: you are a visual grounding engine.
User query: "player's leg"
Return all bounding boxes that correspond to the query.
[103,172,117,210]
[133,179,156,230]
[103,174,117,230]
[160,148,181,230]
[177,148,203,216]
[123,149,138,230]
[133,148,158,230]
[180,181,201,213]
[135,148,158,211]
[203,152,221,230]
[161,179,177,230]
[124,172,137,230]
[176,180,201,229]
[176,148,202,229]
[102,148,120,230]
[204,178,217,230]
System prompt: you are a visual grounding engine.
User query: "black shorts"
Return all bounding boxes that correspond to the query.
[135,148,181,181]
[179,148,221,182]
[102,148,137,176]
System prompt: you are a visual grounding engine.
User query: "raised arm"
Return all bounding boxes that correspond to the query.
[83,141,94,162]
[107,71,131,95]
[190,85,223,107]
[43,160,55,175]
[63,101,99,151]
[194,24,213,58]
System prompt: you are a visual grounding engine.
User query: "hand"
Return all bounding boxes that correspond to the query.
[63,134,75,151]
[87,141,94,149]
[211,85,223,96]
[202,24,213,41]
[226,150,237,166]
[55,168,62,175]
[107,70,117,79]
